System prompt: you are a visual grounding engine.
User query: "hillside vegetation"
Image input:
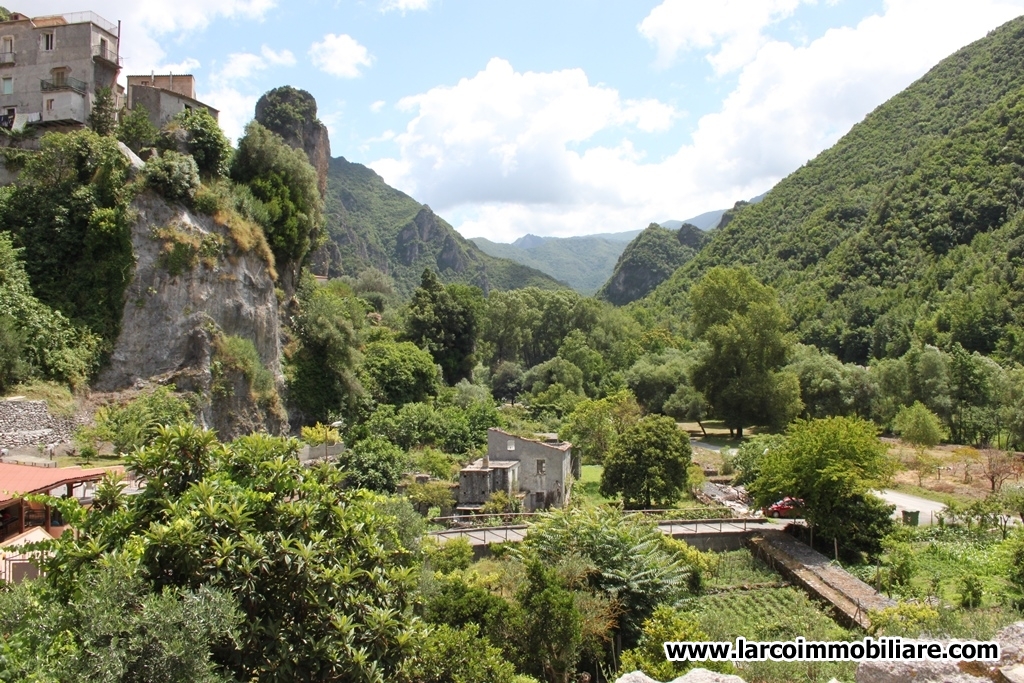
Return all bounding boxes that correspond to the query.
[471,234,629,294]
[598,222,709,305]
[321,157,564,296]
[642,16,1024,365]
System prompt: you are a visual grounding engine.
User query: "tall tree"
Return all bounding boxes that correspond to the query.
[689,267,802,437]
[405,269,481,384]
[749,416,896,556]
[600,415,691,509]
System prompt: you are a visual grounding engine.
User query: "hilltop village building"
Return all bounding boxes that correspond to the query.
[0,11,216,133]
[457,428,574,512]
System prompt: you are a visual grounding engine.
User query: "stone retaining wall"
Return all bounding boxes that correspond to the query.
[0,400,76,447]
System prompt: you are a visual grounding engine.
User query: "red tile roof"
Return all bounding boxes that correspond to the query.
[0,463,118,505]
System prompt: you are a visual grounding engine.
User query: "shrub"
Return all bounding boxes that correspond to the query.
[169,108,231,177]
[212,334,276,405]
[116,106,158,152]
[422,537,474,574]
[144,151,200,200]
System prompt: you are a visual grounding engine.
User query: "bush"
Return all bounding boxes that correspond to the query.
[422,537,474,574]
[168,108,231,177]
[75,386,192,455]
[212,334,276,405]
[116,106,158,152]
[144,151,200,200]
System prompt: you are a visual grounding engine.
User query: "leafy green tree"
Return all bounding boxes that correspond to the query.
[361,339,439,406]
[0,313,28,392]
[405,269,482,385]
[144,150,201,200]
[893,401,945,448]
[600,415,691,509]
[116,106,158,152]
[88,86,117,136]
[625,349,691,415]
[171,108,232,177]
[515,561,583,683]
[559,390,641,466]
[749,417,896,556]
[0,559,240,683]
[1,130,134,351]
[557,329,606,397]
[231,121,323,271]
[287,280,363,423]
[490,360,525,402]
[340,436,406,493]
[618,605,714,682]
[481,289,538,366]
[75,386,192,455]
[404,624,524,683]
[689,267,802,437]
[731,433,787,485]
[516,504,697,646]
[44,424,419,682]
[523,356,584,398]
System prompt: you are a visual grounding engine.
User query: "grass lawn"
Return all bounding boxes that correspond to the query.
[574,465,615,504]
[54,453,123,469]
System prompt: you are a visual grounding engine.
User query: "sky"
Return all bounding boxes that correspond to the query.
[29,0,1024,242]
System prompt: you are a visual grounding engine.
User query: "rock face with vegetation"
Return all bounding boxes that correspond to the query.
[320,155,565,295]
[599,223,708,305]
[97,190,285,438]
[254,86,331,197]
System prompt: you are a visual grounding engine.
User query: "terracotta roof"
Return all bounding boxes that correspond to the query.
[0,463,117,505]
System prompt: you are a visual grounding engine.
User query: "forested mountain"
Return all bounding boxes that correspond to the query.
[471,233,631,294]
[640,16,1024,366]
[317,157,564,296]
[597,222,709,305]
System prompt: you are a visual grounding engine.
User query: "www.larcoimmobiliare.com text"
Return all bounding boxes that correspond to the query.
[664,636,1000,663]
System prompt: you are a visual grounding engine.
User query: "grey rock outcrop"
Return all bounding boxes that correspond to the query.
[254,86,330,198]
[855,621,1024,683]
[97,191,285,439]
[0,400,76,447]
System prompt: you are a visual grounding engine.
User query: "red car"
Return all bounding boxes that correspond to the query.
[764,497,804,518]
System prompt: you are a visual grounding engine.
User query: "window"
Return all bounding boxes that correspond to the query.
[42,32,55,51]
[51,69,68,86]
[1,37,12,54]
[45,99,54,111]
[536,459,546,476]
[4,107,14,117]
[506,439,515,451]
[1,78,11,95]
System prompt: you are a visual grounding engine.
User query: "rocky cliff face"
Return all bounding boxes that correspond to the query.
[598,223,708,306]
[97,191,285,439]
[254,87,331,198]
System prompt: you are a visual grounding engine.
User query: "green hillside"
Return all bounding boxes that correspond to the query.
[641,16,1024,365]
[598,223,709,305]
[471,234,629,294]
[320,157,565,295]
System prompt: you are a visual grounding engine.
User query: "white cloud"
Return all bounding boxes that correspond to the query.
[309,34,374,78]
[371,58,678,210]
[153,57,203,74]
[30,0,278,76]
[203,87,260,145]
[372,1,1024,242]
[639,0,810,73]
[212,45,296,82]
[380,0,432,14]
[370,100,387,113]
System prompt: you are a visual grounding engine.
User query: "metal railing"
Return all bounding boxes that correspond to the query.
[0,114,13,130]
[57,12,118,35]
[40,76,87,94]
[0,52,14,65]
[91,44,122,66]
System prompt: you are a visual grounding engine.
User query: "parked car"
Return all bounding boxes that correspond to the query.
[763,497,804,518]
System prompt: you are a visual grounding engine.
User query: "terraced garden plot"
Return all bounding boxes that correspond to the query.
[707,549,781,589]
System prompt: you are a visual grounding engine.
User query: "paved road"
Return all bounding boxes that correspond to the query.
[690,438,725,453]
[875,489,947,525]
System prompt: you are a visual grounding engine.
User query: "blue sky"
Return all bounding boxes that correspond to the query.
[32,0,1024,241]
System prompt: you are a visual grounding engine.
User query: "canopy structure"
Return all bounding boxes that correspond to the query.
[0,463,116,541]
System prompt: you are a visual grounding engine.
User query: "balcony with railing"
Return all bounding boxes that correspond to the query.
[0,52,13,66]
[41,76,87,94]
[92,44,122,67]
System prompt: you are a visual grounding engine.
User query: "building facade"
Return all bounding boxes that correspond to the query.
[0,11,121,131]
[457,428,573,512]
[126,74,219,128]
